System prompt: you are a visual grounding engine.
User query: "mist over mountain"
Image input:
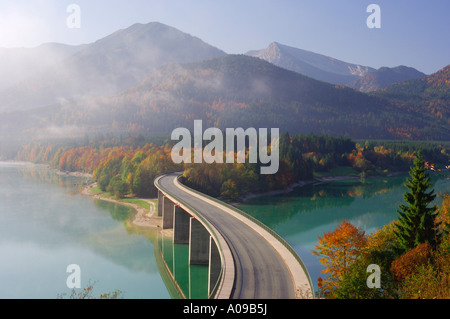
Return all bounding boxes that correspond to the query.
[110,56,449,140]
[246,42,375,85]
[0,21,448,160]
[0,22,226,113]
[347,66,426,92]
[1,55,447,146]
[0,43,86,91]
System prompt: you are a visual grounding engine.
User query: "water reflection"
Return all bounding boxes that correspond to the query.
[0,163,170,298]
[238,174,442,232]
[237,172,449,291]
[1,162,210,299]
[5,162,447,297]
[157,232,209,299]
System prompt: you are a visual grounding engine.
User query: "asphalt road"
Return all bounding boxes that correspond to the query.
[157,172,296,299]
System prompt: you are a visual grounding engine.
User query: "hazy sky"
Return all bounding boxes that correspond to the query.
[0,0,448,74]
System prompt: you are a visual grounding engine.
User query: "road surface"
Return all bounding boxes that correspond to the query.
[157,172,298,299]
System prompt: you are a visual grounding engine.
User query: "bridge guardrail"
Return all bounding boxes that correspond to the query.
[154,173,230,299]
[176,174,315,296]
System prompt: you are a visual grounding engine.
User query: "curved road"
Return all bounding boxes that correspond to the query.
[157,172,298,299]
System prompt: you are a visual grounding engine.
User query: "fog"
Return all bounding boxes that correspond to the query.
[0,21,446,158]
[0,22,227,150]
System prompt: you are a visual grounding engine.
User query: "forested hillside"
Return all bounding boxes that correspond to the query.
[5,55,448,141]
[374,65,450,130]
[16,134,450,202]
[0,22,447,162]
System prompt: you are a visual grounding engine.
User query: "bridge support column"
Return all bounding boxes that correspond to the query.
[173,206,190,244]
[208,236,221,296]
[189,218,209,265]
[162,196,174,229]
[157,190,163,217]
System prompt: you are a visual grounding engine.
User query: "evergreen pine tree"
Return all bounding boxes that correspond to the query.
[394,151,441,254]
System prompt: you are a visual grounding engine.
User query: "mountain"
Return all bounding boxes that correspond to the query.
[347,66,426,92]
[246,42,375,85]
[0,22,226,113]
[0,43,86,90]
[373,65,450,135]
[2,55,447,143]
[0,23,448,157]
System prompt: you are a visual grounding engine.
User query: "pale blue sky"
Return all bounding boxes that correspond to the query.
[0,0,448,74]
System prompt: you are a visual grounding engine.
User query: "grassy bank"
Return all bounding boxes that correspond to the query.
[83,183,160,228]
[88,184,155,212]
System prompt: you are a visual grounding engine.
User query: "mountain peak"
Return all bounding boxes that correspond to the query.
[246,42,374,85]
[124,21,185,33]
[95,21,198,45]
[347,65,426,92]
[0,21,226,113]
[268,41,281,48]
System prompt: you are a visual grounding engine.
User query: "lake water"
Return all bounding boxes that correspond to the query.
[237,171,450,291]
[1,162,448,298]
[0,162,171,299]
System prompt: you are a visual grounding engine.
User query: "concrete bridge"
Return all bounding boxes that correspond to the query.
[155,172,314,299]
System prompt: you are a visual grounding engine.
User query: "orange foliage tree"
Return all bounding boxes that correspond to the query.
[390,242,432,283]
[312,220,367,295]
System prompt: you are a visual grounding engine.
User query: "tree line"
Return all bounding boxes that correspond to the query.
[15,134,449,201]
[313,152,450,298]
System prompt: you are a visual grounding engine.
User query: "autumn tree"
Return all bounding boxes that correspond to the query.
[394,151,441,254]
[312,220,367,296]
[107,175,127,199]
[390,242,433,283]
[332,221,399,299]
[220,179,239,201]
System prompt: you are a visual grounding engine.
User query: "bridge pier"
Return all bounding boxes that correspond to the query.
[189,217,210,265]
[157,190,163,217]
[156,189,225,298]
[173,206,190,244]
[162,196,174,229]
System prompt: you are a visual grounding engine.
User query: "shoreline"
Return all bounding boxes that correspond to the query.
[1,161,163,228]
[232,171,409,204]
[81,182,162,228]
[54,165,410,223]
[56,170,93,178]
[49,167,161,228]
[234,175,360,204]
[80,174,358,227]
[236,180,316,203]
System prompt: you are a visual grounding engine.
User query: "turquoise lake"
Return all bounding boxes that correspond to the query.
[0,162,171,299]
[1,161,448,298]
[237,171,449,291]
